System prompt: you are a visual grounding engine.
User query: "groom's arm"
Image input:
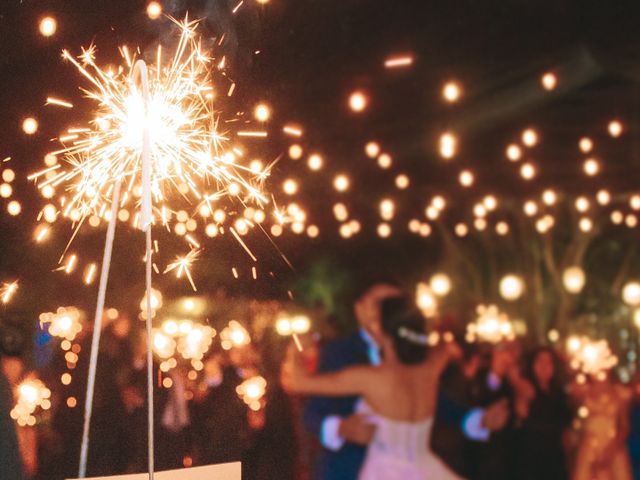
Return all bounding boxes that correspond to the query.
[436,392,493,441]
[303,341,362,450]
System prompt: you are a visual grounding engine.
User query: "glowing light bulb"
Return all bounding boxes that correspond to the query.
[542,189,557,206]
[623,281,640,306]
[395,174,410,189]
[459,170,474,187]
[520,162,536,180]
[283,179,298,195]
[575,197,590,212]
[439,132,457,159]
[579,137,593,153]
[583,158,600,176]
[365,142,380,158]
[541,72,557,90]
[523,201,538,217]
[333,174,350,192]
[442,81,462,102]
[506,144,522,162]
[500,274,525,301]
[289,144,303,160]
[596,190,610,206]
[608,120,623,138]
[39,16,57,37]
[7,201,21,216]
[22,117,38,135]
[147,2,163,19]
[563,266,585,294]
[378,153,393,169]
[522,128,538,147]
[430,273,451,297]
[254,103,271,122]
[348,91,368,112]
[307,154,323,171]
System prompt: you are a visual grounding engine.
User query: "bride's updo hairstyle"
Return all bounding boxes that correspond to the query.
[380,296,428,365]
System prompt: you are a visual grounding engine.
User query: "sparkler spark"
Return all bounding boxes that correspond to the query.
[0,281,18,304]
[164,248,200,291]
[33,17,268,236]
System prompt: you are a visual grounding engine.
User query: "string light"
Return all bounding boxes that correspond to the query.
[333,174,350,192]
[583,158,600,176]
[377,153,392,169]
[596,189,610,206]
[499,274,524,301]
[429,273,451,297]
[506,144,522,162]
[288,145,303,160]
[307,154,323,171]
[459,169,474,187]
[439,132,458,159]
[608,120,623,138]
[520,162,536,180]
[442,81,462,103]
[146,2,163,19]
[39,16,57,37]
[521,128,538,147]
[579,137,593,153]
[348,91,368,112]
[542,189,557,206]
[22,117,38,135]
[541,72,557,91]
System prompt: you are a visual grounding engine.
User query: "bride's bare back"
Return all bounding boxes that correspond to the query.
[284,343,453,422]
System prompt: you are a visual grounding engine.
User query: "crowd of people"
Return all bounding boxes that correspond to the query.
[1,278,640,479]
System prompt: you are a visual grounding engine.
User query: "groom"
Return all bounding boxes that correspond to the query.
[303,280,401,479]
[303,280,508,480]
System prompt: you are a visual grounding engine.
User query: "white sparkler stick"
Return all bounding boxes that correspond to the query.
[133,59,156,480]
[78,178,122,478]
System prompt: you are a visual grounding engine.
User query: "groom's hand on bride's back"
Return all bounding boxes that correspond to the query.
[338,413,377,445]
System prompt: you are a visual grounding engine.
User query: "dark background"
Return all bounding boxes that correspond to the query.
[1,0,640,332]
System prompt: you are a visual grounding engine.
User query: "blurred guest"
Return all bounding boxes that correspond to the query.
[243,376,297,480]
[191,350,250,468]
[121,331,176,473]
[0,325,25,480]
[432,342,509,478]
[466,342,519,480]
[2,355,38,478]
[513,347,572,480]
[627,375,640,480]
[571,372,633,480]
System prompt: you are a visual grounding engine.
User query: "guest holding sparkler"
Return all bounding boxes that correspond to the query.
[512,347,572,480]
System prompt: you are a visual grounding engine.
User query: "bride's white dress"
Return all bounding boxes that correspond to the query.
[356,400,464,480]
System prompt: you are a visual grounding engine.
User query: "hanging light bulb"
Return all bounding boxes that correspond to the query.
[563,266,586,294]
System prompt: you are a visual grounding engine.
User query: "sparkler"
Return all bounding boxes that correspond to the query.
[466,304,515,344]
[566,336,618,377]
[0,280,18,304]
[35,17,270,479]
[11,379,51,427]
[220,320,251,350]
[236,375,267,411]
[39,306,83,341]
[35,17,267,228]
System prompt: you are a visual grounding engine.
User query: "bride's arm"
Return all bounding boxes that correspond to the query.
[281,344,376,397]
[425,340,461,377]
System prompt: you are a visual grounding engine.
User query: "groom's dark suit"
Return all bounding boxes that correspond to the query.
[304,331,370,480]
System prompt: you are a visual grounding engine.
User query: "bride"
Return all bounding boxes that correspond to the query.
[282,296,464,479]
